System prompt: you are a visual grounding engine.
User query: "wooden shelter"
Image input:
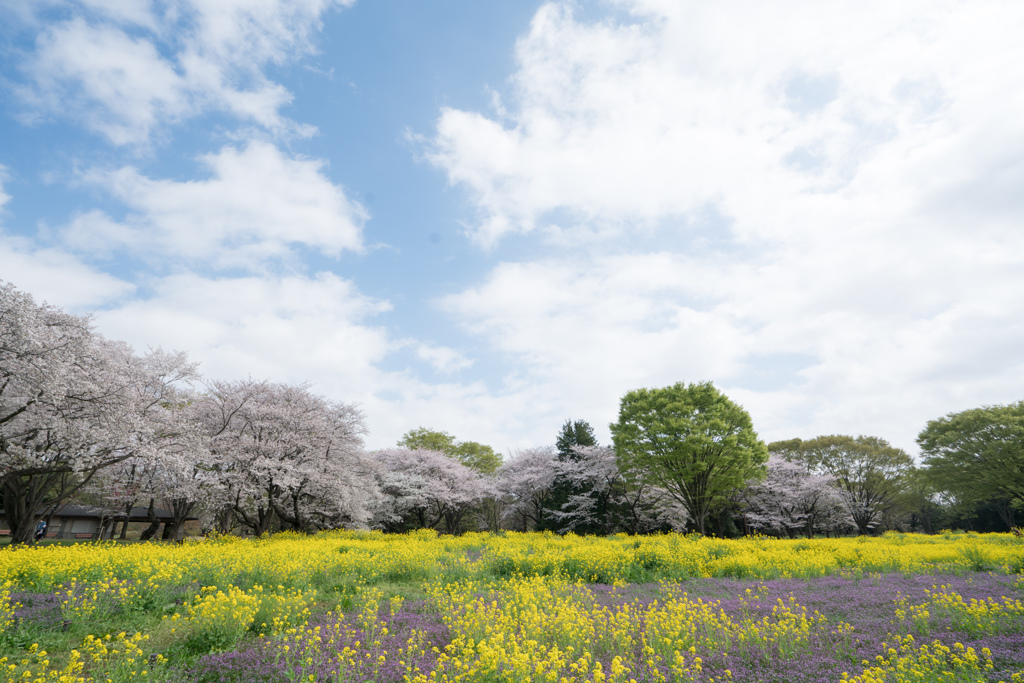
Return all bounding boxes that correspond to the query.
[0,504,196,540]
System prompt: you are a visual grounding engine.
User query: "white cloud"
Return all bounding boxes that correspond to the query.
[0,168,135,308]
[427,1,1024,247]
[440,247,1024,453]
[93,271,390,383]
[0,237,136,309]
[16,0,347,144]
[415,344,474,374]
[427,1,1024,453]
[65,141,366,269]
[21,18,190,145]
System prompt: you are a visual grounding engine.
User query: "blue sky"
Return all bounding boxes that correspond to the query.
[2,0,1023,456]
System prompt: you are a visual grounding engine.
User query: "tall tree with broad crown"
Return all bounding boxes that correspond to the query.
[918,402,1024,530]
[610,381,767,535]
[795,435,914,535]
[1,282,200,545]
[373,447,493,534]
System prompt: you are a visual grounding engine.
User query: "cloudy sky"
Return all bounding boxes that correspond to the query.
[1,0,1022,456]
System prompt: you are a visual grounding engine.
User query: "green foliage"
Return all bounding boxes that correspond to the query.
[898,467,948,535]
[450,441,501,475]
[794,435,914,535]
[610,381,768,535]
[918,401,1024,531]
[397,427,501,474]
[398,427,458,453]
[768,438,803,454]
[556,420,597,461]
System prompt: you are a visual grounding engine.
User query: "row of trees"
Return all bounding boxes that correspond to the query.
[2,282,395,545]
[3,281,1020,543]
[434,382,1021,539]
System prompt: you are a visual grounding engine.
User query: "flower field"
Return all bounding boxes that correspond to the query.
[1,531,1022,682]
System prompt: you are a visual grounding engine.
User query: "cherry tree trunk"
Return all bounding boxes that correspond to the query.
[138,499,161,541]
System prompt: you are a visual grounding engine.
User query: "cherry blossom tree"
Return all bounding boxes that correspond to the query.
[1,282,201,545]
[742,454,849,538]
[82,348,204,540]
[373,447,493,534]
[199,379,373,535]
[794,435,914,535]
[552,445,687,534]
[496,446,560,532]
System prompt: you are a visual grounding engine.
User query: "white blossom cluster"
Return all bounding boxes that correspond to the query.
[1,282,379,544]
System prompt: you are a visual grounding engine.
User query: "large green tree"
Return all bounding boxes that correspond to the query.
[397,427,502,474]
[610,381,767,535]
[398,427,457,453]
[795,435,913,535]
[917,402,1024,530]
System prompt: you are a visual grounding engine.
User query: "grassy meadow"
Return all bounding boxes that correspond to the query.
[1,530,1023,682]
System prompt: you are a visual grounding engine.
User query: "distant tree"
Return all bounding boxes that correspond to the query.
[768,439,804,456]
[795,435,914,535]
[552,445,686,534]
[496,446,559,532]
[556,420,598,458]
[537,420,599,532]
[611,381,768,535]
[373,447,492,534]
[918,402,1024,530]
[742,454,848,538]
[451,441,502,475]
[398,427,457,453]
[398,427,501,474]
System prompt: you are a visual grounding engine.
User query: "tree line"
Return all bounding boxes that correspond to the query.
[2,281,1021,545]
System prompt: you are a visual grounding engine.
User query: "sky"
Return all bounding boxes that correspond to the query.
[1,0,1023,457]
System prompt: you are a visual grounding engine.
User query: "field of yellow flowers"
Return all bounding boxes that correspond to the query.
[1,530,1022,682]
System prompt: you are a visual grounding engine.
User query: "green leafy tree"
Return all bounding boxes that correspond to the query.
[917,402,1024,530]
[899,467,947,535]
[397,427,501,474]
[795,435,914,535]
[398,427,457,453]
[451,441,502,476]
[610,381,768,535]
[768,439,804,456]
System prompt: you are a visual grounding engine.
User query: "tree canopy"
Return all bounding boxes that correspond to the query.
[556,420,597,461]
[794,435,913,535]
[917,402,1024,529]
[610,381,767,535]
[398,427,501,474]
